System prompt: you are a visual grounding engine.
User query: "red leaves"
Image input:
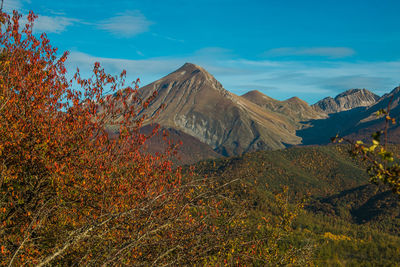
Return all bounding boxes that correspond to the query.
[0,10,185,266]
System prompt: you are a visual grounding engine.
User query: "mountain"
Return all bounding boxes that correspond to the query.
[312,89,380,114]
[242,90,326,124]
[136,63,303,156]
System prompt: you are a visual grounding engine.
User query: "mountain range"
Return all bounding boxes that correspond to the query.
[131,63,399,162]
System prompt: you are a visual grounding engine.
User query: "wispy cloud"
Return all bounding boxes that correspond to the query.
[66,49,400,104]
[264,47,355,59]
[31,15,78,34]
[98,11,153,38]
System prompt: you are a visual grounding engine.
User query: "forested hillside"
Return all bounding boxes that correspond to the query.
[188,145,400,265]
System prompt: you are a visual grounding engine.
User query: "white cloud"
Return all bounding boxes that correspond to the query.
[0,0,77,34]
[264,47,355,59]
[31,15,78,34]
[98,11,152,38]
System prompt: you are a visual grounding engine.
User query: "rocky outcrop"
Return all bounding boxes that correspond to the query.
[312,89,380,114]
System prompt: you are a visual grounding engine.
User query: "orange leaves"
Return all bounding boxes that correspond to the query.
[0,10,183,265]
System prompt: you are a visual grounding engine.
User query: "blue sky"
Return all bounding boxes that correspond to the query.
[5,0,400,104]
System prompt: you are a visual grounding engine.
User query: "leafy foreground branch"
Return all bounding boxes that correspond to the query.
[332,96,400,196]
[0,11,313,266]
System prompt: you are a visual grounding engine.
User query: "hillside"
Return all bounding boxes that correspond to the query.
[189,144,400,228]
[308,184,400,233]
[191,145,369,196]
[187,145,400,265]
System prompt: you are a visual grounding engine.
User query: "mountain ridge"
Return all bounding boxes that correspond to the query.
[312,88,380,114]
[116,62,399,159]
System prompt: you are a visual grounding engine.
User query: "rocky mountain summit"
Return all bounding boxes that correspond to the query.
[137,63,306,156]
[312,89,380,114]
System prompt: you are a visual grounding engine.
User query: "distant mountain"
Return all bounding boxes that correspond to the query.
[136,63,303,156]
[242,90,326,124]
[299,86,400,145]
[312,89,380,114]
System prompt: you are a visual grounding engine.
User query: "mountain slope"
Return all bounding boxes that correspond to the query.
[141,124,220,165]
[106,62,399,157]
[187,145,400,266]
[136,63,302,156]
[344,86,400,142]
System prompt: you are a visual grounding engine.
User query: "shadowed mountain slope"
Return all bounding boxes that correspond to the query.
[141,124,220,165]
[299,86,400,145]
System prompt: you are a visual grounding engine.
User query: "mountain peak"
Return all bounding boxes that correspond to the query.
[175,62,207,74]
[312,88,380,114]
[285,96,307,104]
[337,88,376,98]
[242,90,273,100]
[181,62,201,69]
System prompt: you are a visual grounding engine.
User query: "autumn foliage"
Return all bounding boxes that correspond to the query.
[0,10,188,265]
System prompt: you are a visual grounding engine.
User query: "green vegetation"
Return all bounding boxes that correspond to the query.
[189,145,400,266]
[192,145,369,196]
